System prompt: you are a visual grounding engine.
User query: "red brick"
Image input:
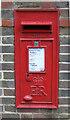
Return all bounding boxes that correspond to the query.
[2,19,14,27]
[60,18,70,27]
[41,2,55,8]
[1,2,13,9]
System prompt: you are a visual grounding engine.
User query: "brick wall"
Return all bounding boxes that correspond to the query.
[0,1,70,120]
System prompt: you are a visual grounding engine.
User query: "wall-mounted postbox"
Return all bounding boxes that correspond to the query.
[15,9,59,108]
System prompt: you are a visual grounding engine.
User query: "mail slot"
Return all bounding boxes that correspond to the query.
[15,9,59,108]
[21,22,52,33]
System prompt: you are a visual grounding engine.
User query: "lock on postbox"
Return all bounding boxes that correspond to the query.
[15,9,59,108]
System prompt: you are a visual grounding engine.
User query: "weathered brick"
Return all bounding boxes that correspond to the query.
[2,98,15,104]
[39,107,68,115]
[1,81,15,88]
[5,106,16,112]
[3,54,14,62]
[41,2,55,8]
[0,55,1,61]
[55,2,69,8]
[2,46,14,53]
[60,18,70,27]
[2,19,14,27]
[0,72,2,79]
[68,107,70,113]
[59,73,69,80]
[21,114,32,119]
[17,108,39,113]
[0,89,2,96]
[0,64,1,70]
[59,36,70,44]
[2,27,14,36]
[59,64,69,70]
[0,106,3,112]
[0,27,2,35]
[59,98,70,104]
[0,37,1,44]
[33,119,58,120]
[4,72,14,79]
[2,63,14,70]
[59,114,69,119]
[59,90,70,97]
[4,89,15,96]
[0,114,2,120]
[40,107,69,114]
[59,55,69,62]
[2,113,19,119]
[33,113,58,118]
[1,10,14,19]
[60,9,69,18]
[1,117,20,120]
[59,81,69,88]
[0,64,1,71]
[13,2,41,8]
[59,27,69,35]
[2,37,14,44]
[68,115,70,119]
[0,46,2,53]
[59,46,69,53]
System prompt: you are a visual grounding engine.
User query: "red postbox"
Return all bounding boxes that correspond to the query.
[15,9,59,108]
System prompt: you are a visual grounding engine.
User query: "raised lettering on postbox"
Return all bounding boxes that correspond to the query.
[30,85,47,96]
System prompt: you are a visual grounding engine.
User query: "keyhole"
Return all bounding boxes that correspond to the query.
[27,73,29,78]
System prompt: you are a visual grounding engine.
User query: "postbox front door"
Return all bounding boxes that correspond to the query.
[15,9,59,108]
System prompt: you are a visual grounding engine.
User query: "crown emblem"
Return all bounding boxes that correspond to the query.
[32,76,44,85]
